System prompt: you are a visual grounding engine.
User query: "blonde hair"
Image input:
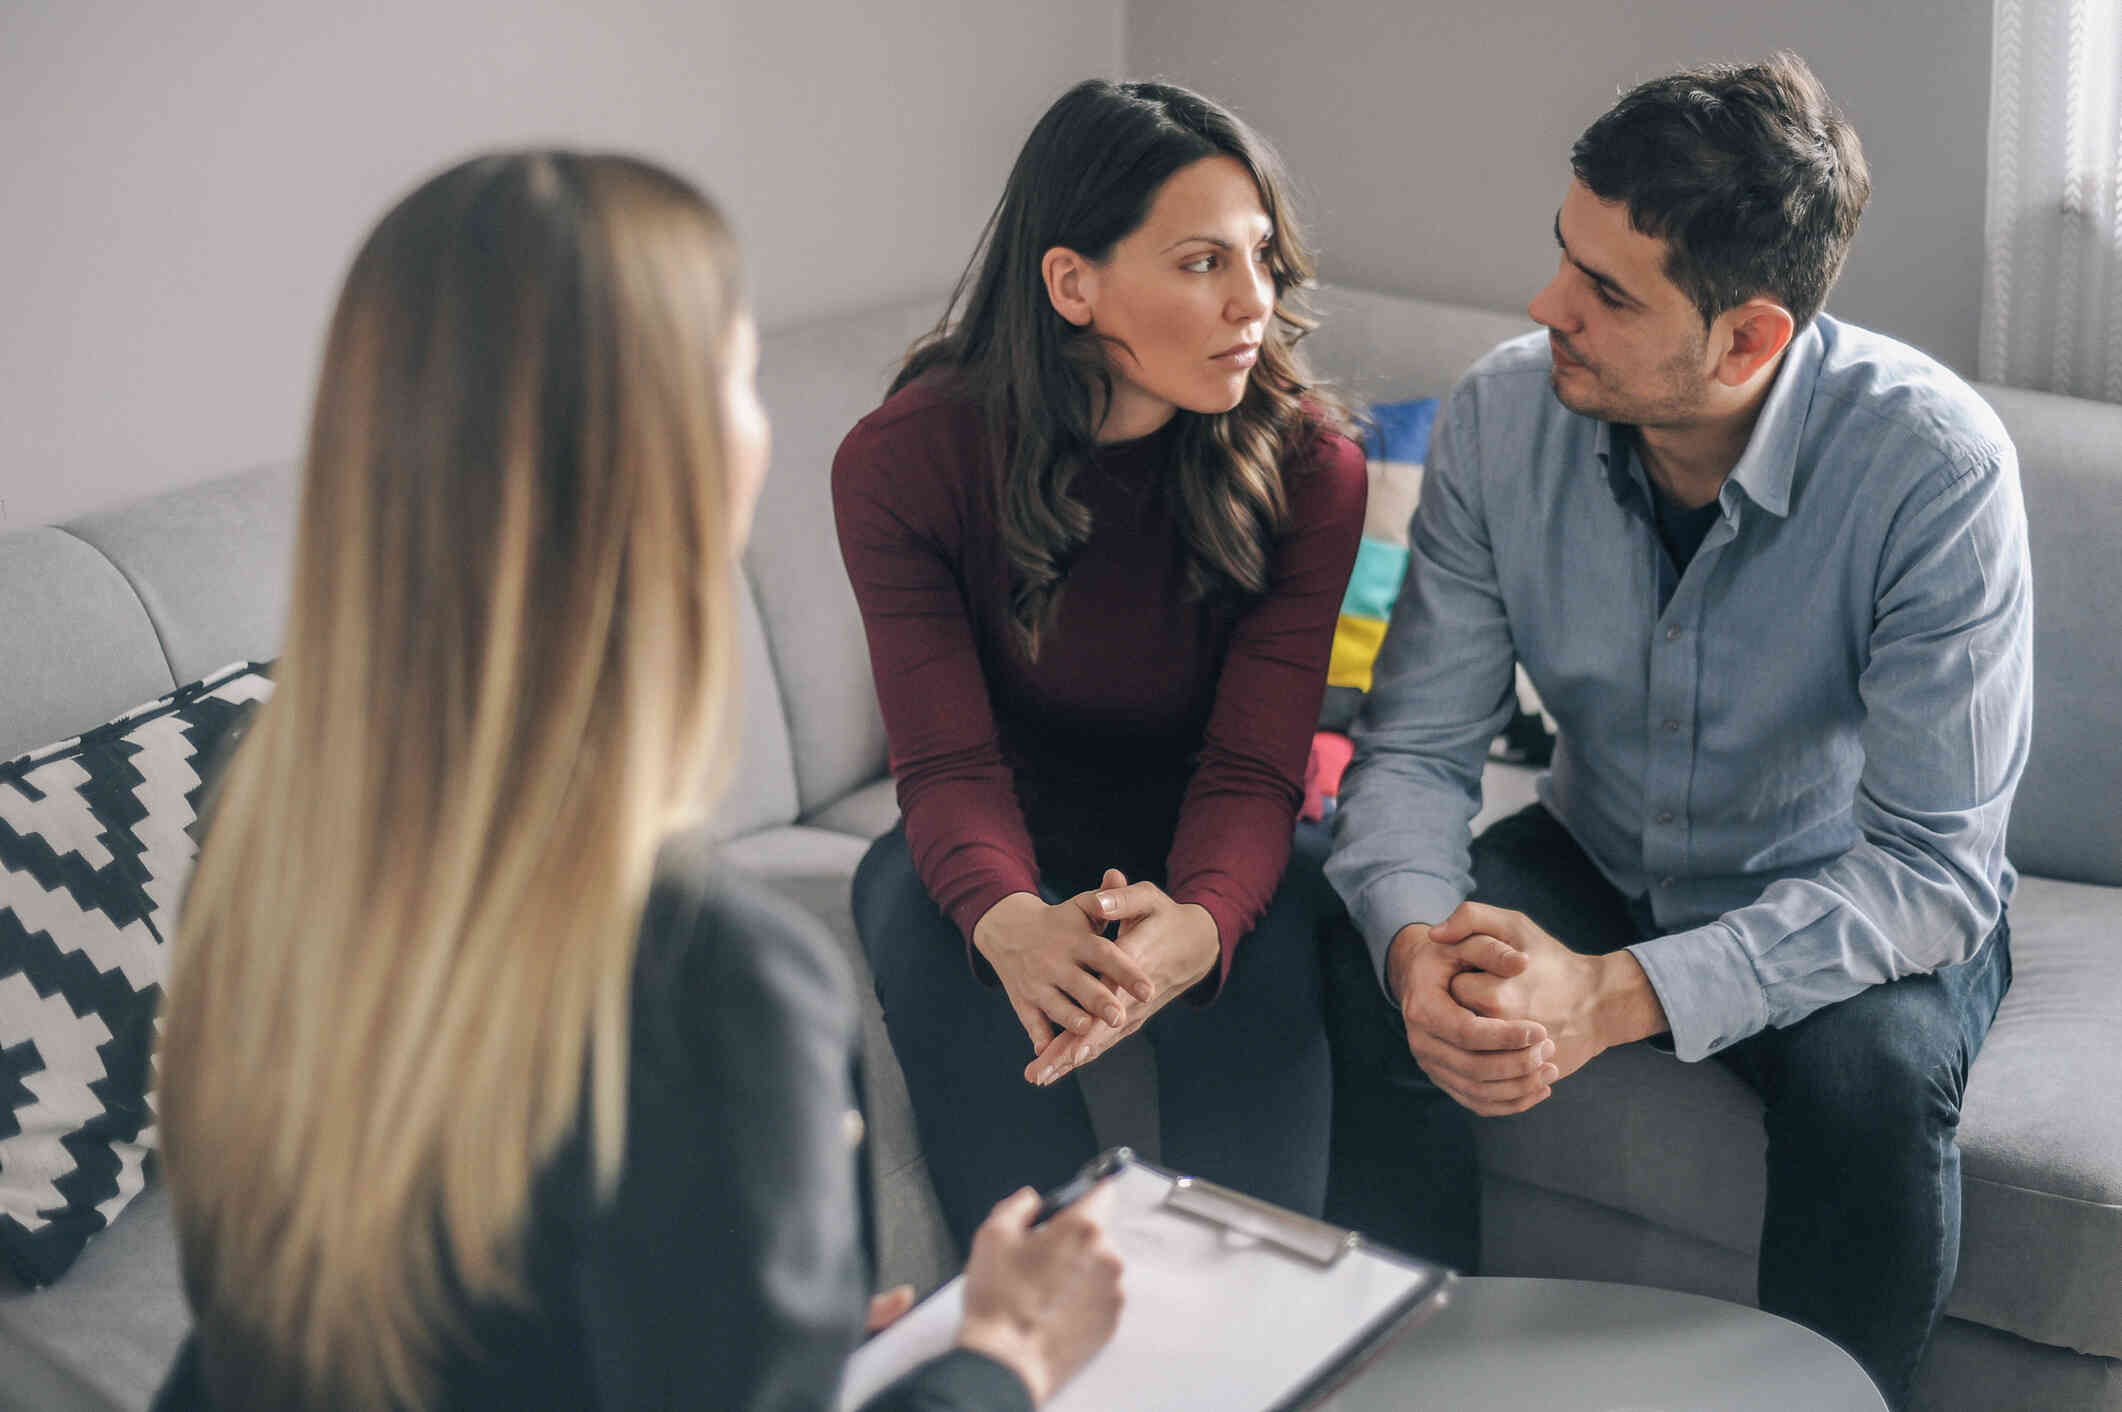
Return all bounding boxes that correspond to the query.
[158,151,745,1408]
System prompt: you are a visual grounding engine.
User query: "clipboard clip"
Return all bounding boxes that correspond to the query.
[1161,1173,1361,1268]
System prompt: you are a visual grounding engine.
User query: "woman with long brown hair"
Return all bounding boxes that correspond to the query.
[835,80,1364,1251]
[154,151,1120,1411]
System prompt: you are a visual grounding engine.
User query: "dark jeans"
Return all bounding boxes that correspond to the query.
[1323,803,2011,1411]
[856,822,1332,1251]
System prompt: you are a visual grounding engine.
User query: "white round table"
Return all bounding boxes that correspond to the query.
[1322,1276,1888,1411]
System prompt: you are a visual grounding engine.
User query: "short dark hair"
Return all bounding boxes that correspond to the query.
[1570,52,1870,329]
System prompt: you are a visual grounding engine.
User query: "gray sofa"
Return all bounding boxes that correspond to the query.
[1,287,2115,1411]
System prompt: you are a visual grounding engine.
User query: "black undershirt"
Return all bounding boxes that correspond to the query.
[1652,481,1722,575]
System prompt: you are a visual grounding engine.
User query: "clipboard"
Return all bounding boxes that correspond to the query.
[836,1148,1454,1411]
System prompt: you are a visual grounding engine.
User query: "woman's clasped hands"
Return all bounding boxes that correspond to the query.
[970,869,1221,1089]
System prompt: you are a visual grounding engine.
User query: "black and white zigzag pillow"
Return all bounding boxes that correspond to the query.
[0,661,272,1287]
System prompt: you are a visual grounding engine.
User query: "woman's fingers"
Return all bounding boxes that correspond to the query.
[1055,967,1130,1030]
[1074,935,1155,1003]
[982,1186,1043,1239]
[1092,879,1165,923]
[1035,984,1098,1037]
[1006,993,1057,1054]
[866,1284,917,1333]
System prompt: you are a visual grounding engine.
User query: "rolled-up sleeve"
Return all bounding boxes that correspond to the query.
[1630,445,2033,1060]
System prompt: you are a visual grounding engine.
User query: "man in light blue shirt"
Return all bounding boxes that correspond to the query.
[1324,54,2029,1409]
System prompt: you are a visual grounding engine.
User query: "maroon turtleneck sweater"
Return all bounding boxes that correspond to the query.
[831,379,1365,991]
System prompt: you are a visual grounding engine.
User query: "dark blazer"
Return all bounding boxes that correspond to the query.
[153,834,1029,1411]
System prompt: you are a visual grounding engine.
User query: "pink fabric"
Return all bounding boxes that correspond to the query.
[1302,731,1355,821]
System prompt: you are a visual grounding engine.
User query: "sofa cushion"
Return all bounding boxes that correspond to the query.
[804,777,900,840]
[1978,383,2122,888]
[0,1181,186,1412]
[0,664,270,1287]
[1953,872,2122,1356]
[1474,870,2122,1359]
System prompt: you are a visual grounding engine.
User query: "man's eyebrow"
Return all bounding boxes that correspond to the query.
[1554,210,1643,307]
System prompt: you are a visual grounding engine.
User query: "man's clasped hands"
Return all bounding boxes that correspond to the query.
[975,884,1668,1113]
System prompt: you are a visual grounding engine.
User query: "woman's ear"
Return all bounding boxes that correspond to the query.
[1042,246,1098,327]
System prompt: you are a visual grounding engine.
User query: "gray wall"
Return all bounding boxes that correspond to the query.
[2,0,1123,529]
[1129,0,1991,376]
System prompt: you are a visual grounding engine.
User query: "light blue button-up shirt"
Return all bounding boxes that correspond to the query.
[1327,316,2033,1061]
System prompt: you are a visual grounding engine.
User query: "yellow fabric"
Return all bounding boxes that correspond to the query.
[1327,614,1388,692]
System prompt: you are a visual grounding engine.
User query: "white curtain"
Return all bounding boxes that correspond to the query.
[1983,0,2122,401]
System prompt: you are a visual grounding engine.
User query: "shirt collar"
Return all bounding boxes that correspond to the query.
[1592,318,1824,520]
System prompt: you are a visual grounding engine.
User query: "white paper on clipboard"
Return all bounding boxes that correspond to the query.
[836,1157,1448,1412]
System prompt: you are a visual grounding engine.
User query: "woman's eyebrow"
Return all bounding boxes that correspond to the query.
[1158,226,1274,254]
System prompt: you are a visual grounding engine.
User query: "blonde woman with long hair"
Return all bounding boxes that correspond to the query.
[152,152,1121,1412]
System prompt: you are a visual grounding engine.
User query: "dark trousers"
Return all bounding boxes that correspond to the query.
[1323,803,2011,1411]
[855,822,1332,1251]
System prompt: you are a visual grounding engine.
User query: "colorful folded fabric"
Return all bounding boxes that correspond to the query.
[1314,395,1555,825]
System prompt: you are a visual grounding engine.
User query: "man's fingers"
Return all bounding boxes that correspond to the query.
[1409,1031,1557,1085]
[1441,1080,1554,1118]
[1431,900,1528,946]
[1450,970,1505,1016]
[1076,935,1156,1004]
[1413,1052,1557,1115]
[1405,994,1546,1052]
[1437,932,1531,977]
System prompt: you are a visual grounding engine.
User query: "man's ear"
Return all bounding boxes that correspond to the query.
[1713,298,1796,387]
[1042,246,1098,327]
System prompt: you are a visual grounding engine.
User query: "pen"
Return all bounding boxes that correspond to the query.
[1031,1146,1132,1226]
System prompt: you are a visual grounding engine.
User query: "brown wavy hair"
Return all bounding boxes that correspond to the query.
[895,79,1350,657]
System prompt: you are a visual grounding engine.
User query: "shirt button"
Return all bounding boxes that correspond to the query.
[1664,625,1682,641]
[1656,810,1674,824]
[1662,719,1681,733]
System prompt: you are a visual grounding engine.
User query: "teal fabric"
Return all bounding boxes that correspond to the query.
[1340,536,1410,620]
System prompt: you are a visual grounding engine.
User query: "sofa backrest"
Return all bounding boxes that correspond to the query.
[11,285,2111,887]
[745,295,946,819]
[0,462,803,847]
[1301,283,2122,888]
[1978,384,2122,886]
